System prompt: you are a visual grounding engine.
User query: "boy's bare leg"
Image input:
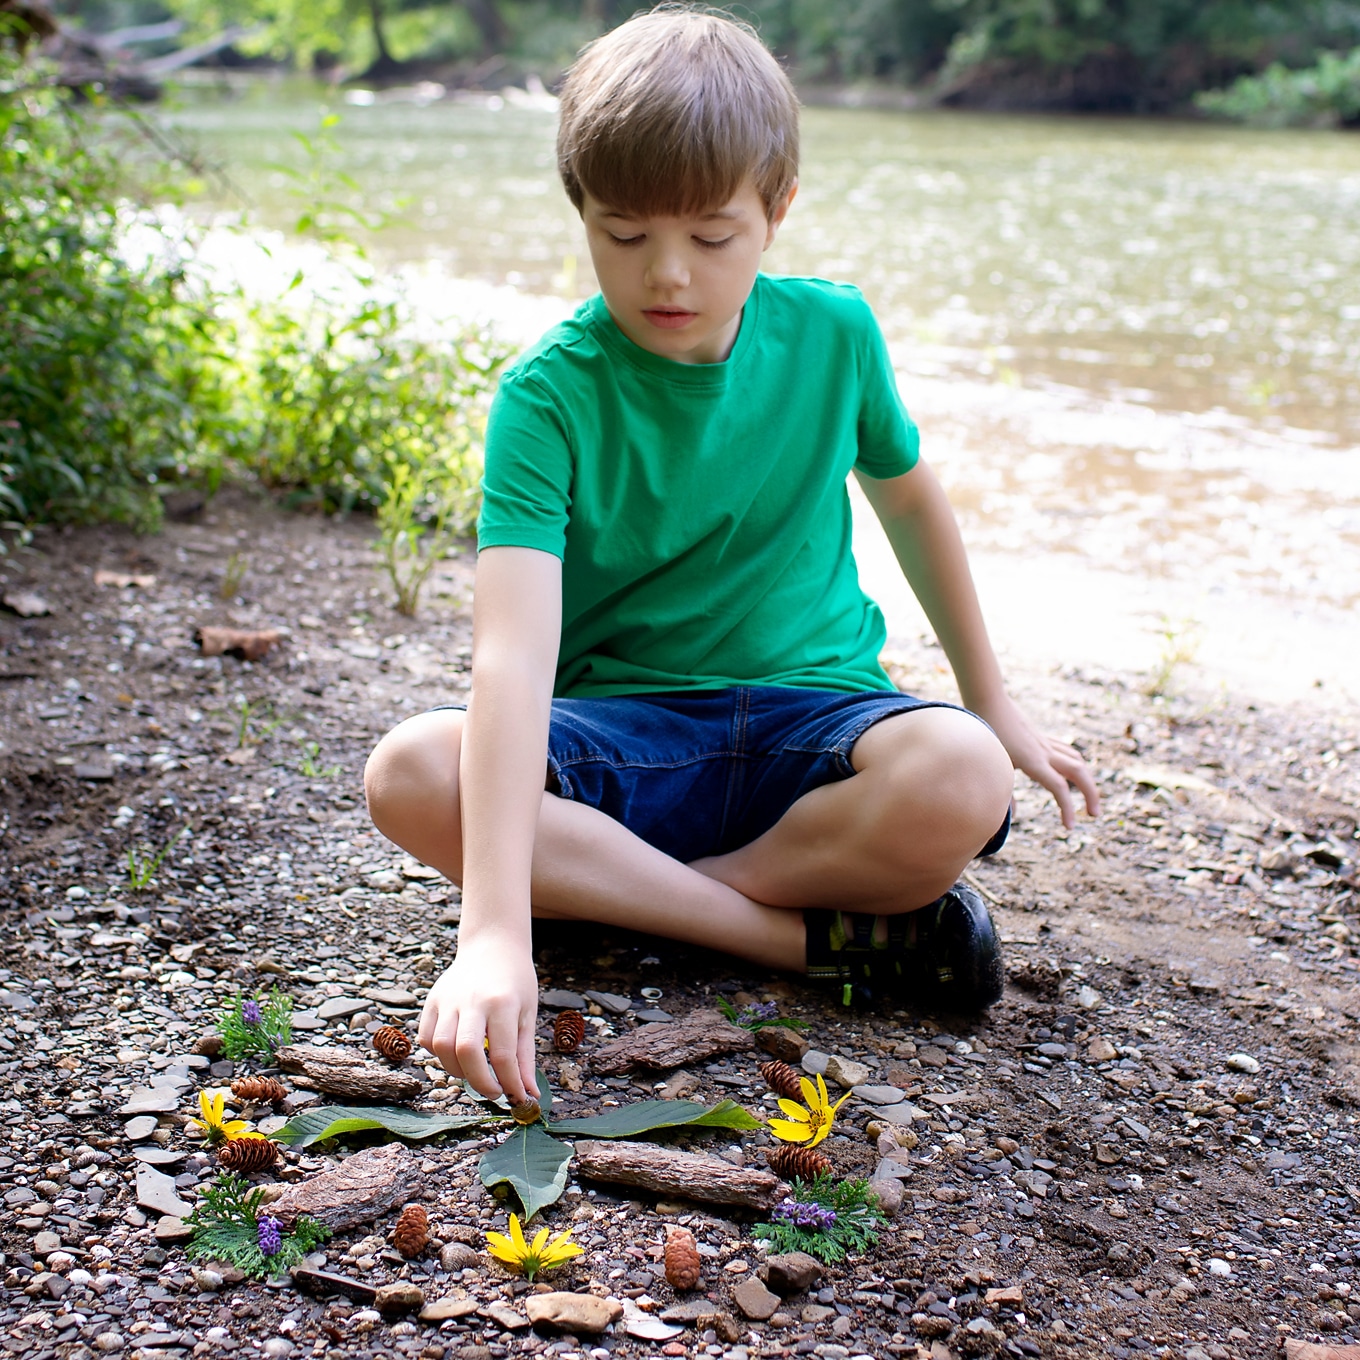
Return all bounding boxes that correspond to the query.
[364,706,1012,974]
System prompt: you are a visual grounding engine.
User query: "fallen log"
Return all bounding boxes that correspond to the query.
[271,1142,423,1231]
[573,1140,785,1211]
[275,1044,422,1102]
[590,1008,754,1075]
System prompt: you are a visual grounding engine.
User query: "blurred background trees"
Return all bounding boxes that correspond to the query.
[33,0,1360,118]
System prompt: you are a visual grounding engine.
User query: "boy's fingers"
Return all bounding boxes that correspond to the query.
[486,1012,527,1107]
[517,1024,540,1102]
[455,1021,502,1100]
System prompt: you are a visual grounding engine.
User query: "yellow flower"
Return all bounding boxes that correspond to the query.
[485,1213,583,1282]
[766,1073,851,1148]
[186,1089,262,1147]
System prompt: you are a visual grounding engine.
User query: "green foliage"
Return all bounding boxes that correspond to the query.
[752,1175,885,1264]
[717,996,810,1034]
[275,1104,496,1147]
[0,54,237,530]
[478,1122,573,1223]
[127,826,185,892]
[545,1099,764,1138]
[296,738,341,779]
[1197,46,1360,125]
[186,1172,330,1278]
[216,986,293,1061]
[377,454,474,617]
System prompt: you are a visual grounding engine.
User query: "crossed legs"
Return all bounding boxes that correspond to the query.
[363,706,1013,973]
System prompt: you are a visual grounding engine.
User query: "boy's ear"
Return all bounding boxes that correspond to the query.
[764,178,798,248]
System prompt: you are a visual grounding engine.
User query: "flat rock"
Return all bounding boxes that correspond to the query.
[123,1115,160,1141]
[316,997,368,1021]
[1086,1036,1118,1063]
[134,1148,187,1166]
[524,1292,622,1335]
[290,1269,378,1303]
[483,1302,532,1331]
[420,1295,480,1322]
[732,1274,781,1320]
[867,1100,925,1126]
[851,1084,904,1105]
[873,1156,914,1181]
[660,1299,718,1323]
[363,987,420,1008]
[621,1298,685,1341]
[756,1026,809,1063]
[540,990,587,1010]
[763,1251,822,1294]
[32,1230,62,1256]
[800,1050,830,1076]
[136,1165,193,1219]
[823,1055,871,1089]
[374,1281,425,1316]
[868,1178,904,1216]
[118,1088,181,1116]
[153,1216,194,1245]
[635,1008,674,1023]
[291,1011,325,1031]
[0,989,36,1010]
[584,990,632,1014]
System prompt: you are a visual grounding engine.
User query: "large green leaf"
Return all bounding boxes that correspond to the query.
[545,1098,763,1138]
[463,1069,554,1123]
[478,1123,572,1222]
[273,1105,497,1148]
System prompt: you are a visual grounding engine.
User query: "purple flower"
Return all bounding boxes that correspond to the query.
[257,1215,282,1257]
[241,1000,262,1025]
[772,1198,837,1232]
[739,1001,779,1024]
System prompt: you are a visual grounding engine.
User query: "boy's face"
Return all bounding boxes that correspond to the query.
[581,177,795,365]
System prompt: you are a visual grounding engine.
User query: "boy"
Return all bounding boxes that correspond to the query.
[364,6,1099,1106]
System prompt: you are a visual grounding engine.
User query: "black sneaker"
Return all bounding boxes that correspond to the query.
[804,881,1004,1011]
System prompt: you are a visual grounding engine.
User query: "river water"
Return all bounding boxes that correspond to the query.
[167,85,1360,708]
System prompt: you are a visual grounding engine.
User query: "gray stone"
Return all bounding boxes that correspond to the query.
[317,996,368,1021]
[262,1340,295,1359]
[524,1292,621,1334]
[1075,985,1102,1010]
[868,1100,925,1126]
[136,1165,193,1219]
[134,1147,187,1166]
[439,1242,480,1272]
[763,1251,822,1294]
[154,1216,194,1245]
[584,990,632,1015]
[621,1298,685,1341]
[732,1274,781,1321]
[801,1050,831,1076]
[660,1299,717,1323]
[540,990,587,1010]
[873,1157,913,1181]
[634,1008,674,1023]
[851,1084,904,1106]
[823,1055,871,1089]
[148,1072,193,1090]
[0,989,36,1010]
[420,1295,480,1321]
[124,1115,159,1141]
[800,1304,835,1324]
[117,1088,180,1116]
[32,1230,62,1256]
[291,1011,325,1031]
[363,986,420,1008]
[868,1178,904,1217]
[1225,1052,1260,1075]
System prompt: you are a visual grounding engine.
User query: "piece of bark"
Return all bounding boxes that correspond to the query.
[590,1008,754,1075]
[270,1143,424,1231]
[574,1140,784,1211]
[194,625,282,662]
[1284,1344,1360,1360]
[275,1044,423,1101]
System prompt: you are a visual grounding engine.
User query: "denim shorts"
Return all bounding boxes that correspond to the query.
[455,685,1009,865]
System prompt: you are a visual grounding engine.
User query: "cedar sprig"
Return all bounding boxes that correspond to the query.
[717,997,809,1033]
[185,1172,329,1278]
[752,1175,884,1264]
[216,986,293,1062]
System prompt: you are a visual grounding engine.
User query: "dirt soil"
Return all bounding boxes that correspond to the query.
[1,491,1358,1360]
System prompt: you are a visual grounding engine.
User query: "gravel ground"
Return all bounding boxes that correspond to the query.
[1,493,1358,1360]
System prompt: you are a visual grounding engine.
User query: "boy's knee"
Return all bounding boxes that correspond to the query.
[363,710,463,830]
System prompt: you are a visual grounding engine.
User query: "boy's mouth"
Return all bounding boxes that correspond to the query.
[643,307,697,330]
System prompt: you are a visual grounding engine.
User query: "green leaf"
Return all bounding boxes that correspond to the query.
[273,1105,495,1148]
[545,1099,763,1138]
[478,1123,572,1222]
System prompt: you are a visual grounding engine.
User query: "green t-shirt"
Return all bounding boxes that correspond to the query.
[477,273,920,697]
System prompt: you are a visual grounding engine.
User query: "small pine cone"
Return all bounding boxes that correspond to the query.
[663,1225,701,1291]
[510,1099,542,1126]
[758,1059,806,1101]
[553,1009,586,1053]
[373,1025,413,1063]
[392,1203,430,1259]
[231,1076,288,1105]
[217,1136,279,1173]
[764,1144,833,1182]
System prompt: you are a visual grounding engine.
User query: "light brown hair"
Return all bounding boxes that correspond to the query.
[556,5,799,220]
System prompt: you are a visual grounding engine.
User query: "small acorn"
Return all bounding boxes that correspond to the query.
[664,1224,701,1290]
[552,1009,586,1053]
[217,1136,279,1173]
[758,1059,806,1101]
[230,1076,288,1105]
[392,1203,430,1258]
[764,1144,833,1182]
[373,1025,413,1063]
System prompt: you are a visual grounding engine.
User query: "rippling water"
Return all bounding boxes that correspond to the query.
[165,85,1360,695]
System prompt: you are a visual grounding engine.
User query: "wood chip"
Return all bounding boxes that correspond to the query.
[574,1139,784,1210]
[275,1044,422,1101]
[590,1007,754,1074]
[270,1142,424,1231]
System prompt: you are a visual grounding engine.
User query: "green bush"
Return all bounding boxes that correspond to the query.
[1196,47,1360,126]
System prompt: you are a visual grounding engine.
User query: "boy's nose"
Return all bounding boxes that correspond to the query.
[645,251,689,292]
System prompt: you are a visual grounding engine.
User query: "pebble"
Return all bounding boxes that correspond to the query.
[154,1216,194,1245]
[420,1295,480,1321]
[374,1281,426,1316]
[262,1340,295,1358]
[540,989,587,1009]
[850,1084,904,1105]
[801,1049,831,1076]
[823,1054,871,1088]
[439,1241,480,1271]
[117,1087,181,1115]
[584,989,633,1014]
[191,1267,225,1291]
[1086,1036,1118,1062]
[364,986,420,1008]
[31,1230,61,1256]
[868,1179,904,1216]
[317,996,368,1021]
[136,1165,193,1218]
[621,1298,685,1340]
[732,1273,781,1320]
[763,1252,823,1294]
[1075,984,1102,1009]
[524,1292,622,1334]
[1226,1052,1261,1074]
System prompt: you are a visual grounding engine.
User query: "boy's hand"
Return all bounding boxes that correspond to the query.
[978,693,1100,830]
[418,937,541,1105]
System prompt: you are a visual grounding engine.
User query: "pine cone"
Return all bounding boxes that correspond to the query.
[764,1144,832,1182]
[664,1225,701,1290]
[510,1099,542,1126]
[217,1136,279,1173]
[552,1009,586,1053]
[373,1025,413,1063]
[231,1076,288,1105]
[758,1059,806,1101]
[392,1203,430,1258]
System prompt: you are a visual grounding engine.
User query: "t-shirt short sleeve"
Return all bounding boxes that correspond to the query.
[853,302,920,480]
[477,369,574,558]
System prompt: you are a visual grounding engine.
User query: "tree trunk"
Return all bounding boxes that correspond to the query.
[367,0,394,68]
[461,0,507,55]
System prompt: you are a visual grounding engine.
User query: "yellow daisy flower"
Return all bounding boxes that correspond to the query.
[186,1089,262,1147]
[485,1213,582,1282]
[766,1073,851,1148]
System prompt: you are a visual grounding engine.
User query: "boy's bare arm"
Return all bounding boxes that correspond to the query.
[856,461,1100,828]
[418,545,562,1103]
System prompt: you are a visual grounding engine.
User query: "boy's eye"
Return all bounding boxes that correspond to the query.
[696,236,733,250]
[608,232,644,246]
